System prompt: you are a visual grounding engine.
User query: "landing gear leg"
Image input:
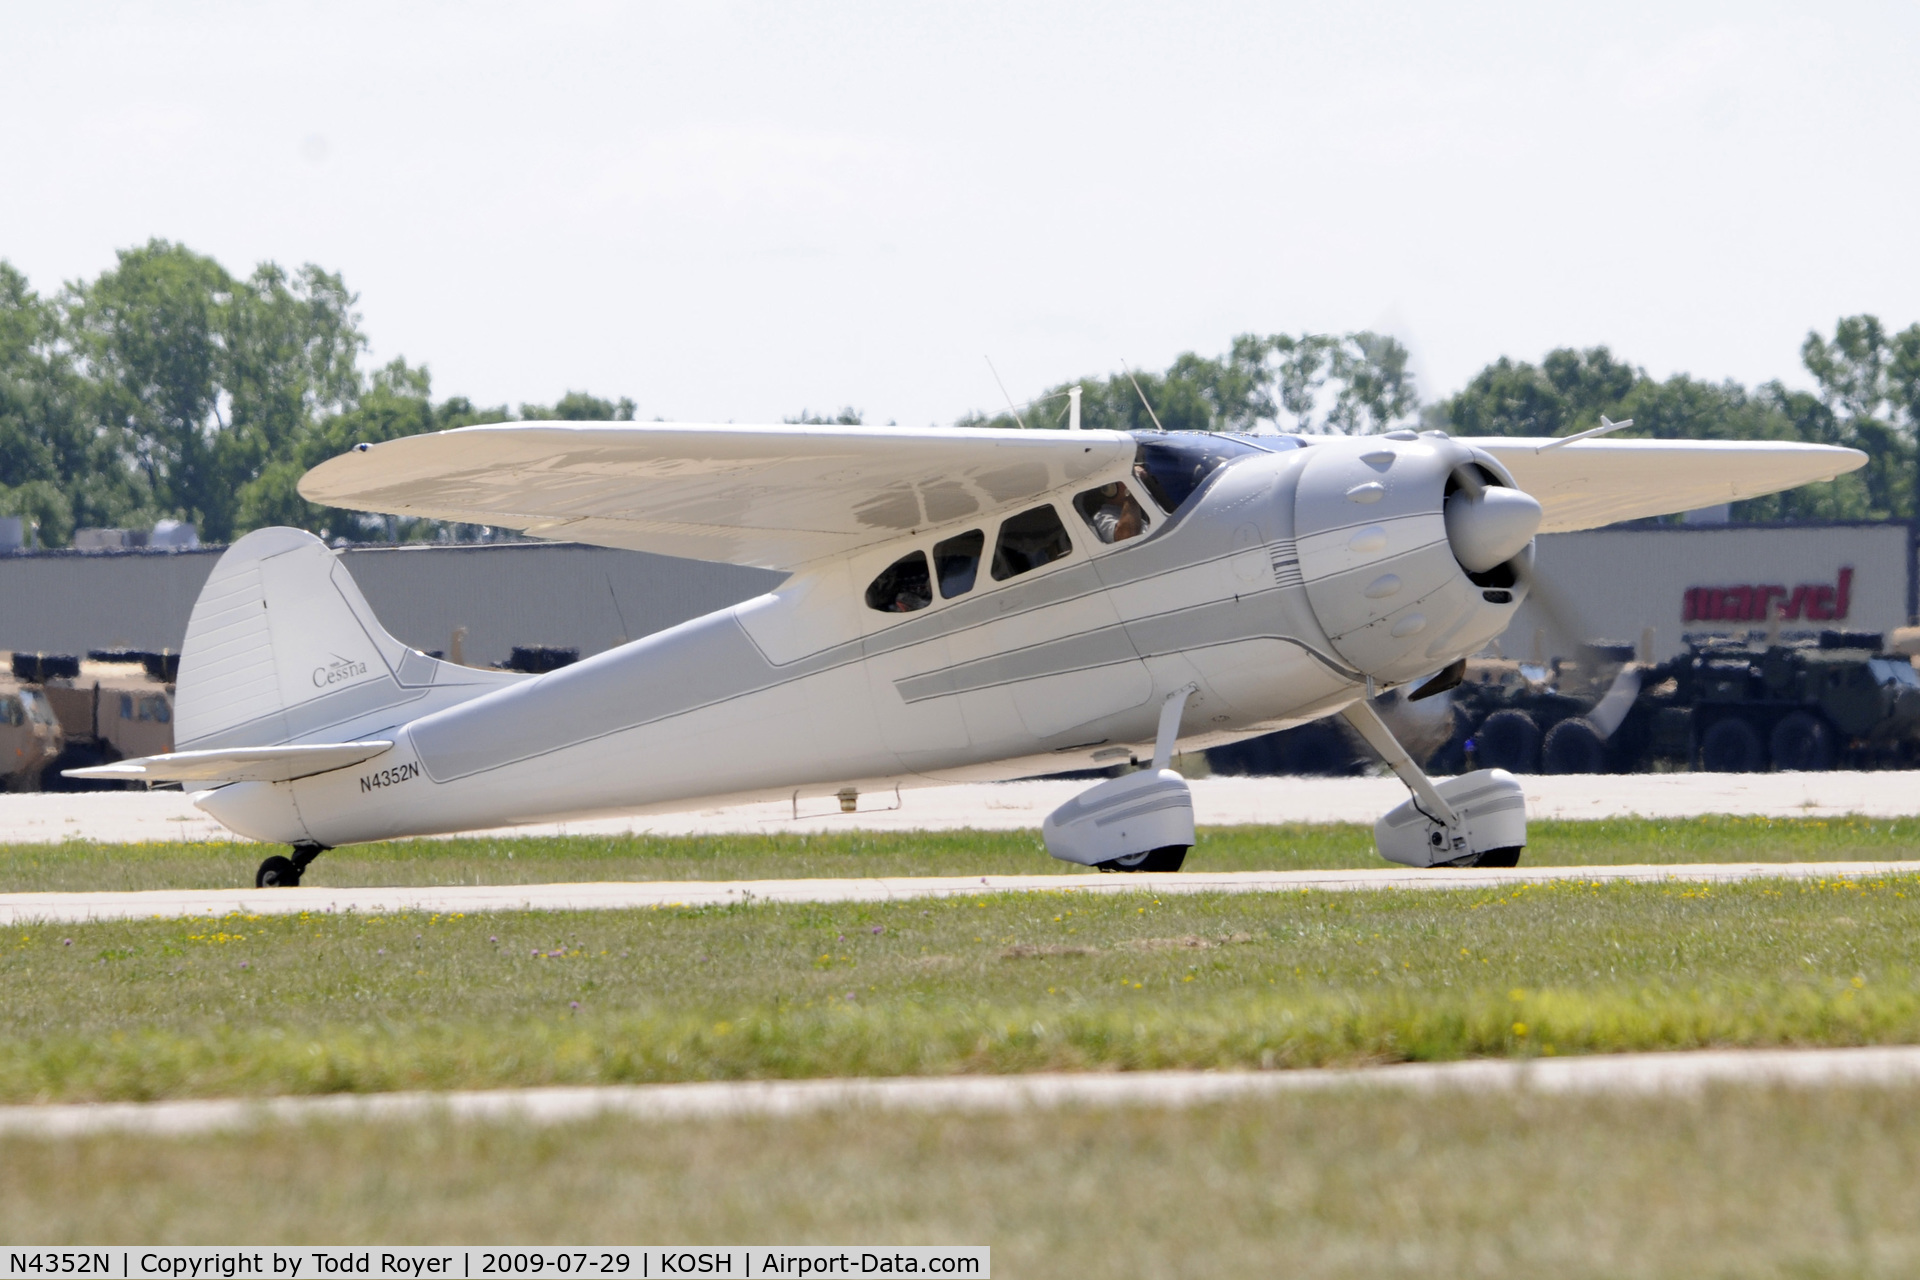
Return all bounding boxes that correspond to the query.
[1340,699,1528,868]
[256,841,329,888]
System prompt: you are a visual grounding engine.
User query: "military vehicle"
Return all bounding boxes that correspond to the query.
[1611,632,1920,772]
[19,651,178,789]
[1433,630,1920,774]
[0,665,64,791]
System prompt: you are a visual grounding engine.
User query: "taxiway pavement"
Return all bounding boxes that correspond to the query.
[3,859,1918,925]
[5,1045,1920,1136]
[5,770,1920,846]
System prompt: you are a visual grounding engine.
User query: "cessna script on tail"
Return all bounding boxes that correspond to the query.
[72,422,1865,887]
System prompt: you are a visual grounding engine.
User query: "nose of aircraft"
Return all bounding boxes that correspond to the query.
[1444,484,1542,573]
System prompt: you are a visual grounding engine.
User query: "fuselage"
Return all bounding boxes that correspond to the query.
[200,431,1526,846]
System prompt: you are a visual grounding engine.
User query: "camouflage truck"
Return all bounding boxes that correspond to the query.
[1615,631,1920,773]
[17,651,178,790]
[0,662,63,791]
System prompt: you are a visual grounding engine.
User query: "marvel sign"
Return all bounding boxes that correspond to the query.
[1682,568,1853,623]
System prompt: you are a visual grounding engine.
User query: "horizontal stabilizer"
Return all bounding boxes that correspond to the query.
[65,741,394,785]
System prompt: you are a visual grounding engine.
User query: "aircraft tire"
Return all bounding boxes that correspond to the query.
[1096,845,1189,873]
[255,855,301,887]
[1471,846,1523,868]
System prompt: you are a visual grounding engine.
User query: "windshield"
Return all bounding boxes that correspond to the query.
[1129,432,1289,513]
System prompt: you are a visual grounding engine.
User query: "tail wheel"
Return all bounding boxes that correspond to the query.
[1769,711,1833,772]
[1096,845,1189,873]
[255,855,299,887]
[1700,717,1765,773]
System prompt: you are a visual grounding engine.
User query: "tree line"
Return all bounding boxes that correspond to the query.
[3,238,1917,546]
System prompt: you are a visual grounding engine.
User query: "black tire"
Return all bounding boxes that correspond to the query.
[1541,717,1607,774]
[1472,846,1524,868]
[1096,845,1189,873]
[1769,711,1834,772]
[1473,710,1541,774]
[1700,716,1765,773]
[255,855,301,887]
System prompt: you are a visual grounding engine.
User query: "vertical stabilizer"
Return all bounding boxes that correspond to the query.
[174,527,521,750]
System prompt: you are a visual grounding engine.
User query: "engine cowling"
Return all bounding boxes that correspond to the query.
[1294,432,1538,685]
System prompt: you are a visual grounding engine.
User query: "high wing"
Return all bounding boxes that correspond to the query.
[66,741,394,785]
[300,423,1135,570]
[1468,437,1867,533]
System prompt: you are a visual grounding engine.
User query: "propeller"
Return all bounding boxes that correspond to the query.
[1444,462,1541,573]
[1444,451,1605,688]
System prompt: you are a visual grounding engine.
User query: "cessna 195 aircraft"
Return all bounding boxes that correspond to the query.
[74,417,1864,886]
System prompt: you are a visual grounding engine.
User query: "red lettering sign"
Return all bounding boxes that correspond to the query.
[1682,567,1852,623]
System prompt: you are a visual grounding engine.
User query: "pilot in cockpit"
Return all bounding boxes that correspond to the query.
[1082,482,1147,544]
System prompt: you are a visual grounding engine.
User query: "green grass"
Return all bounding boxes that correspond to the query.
[9,1086,1920,1276]
[4,873,1919,1102]
[4,815,1920,893]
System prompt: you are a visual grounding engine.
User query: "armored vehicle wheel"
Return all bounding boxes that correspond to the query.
[1473,710,1541,773]
[1541,717,1607,774]
[1700,716,1765,773]
[1769,711,1834,772]
[255,855,300,887]
[1096,845,1189,873]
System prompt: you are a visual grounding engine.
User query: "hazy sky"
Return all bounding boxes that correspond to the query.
[2,2,1916,425]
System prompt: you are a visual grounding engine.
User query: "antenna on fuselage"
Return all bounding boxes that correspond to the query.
[984,356,1028,430]
[1068,384,1082,431]
[1123,363,1167,432]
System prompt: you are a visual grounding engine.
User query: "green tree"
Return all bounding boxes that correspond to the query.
[61,241,232,534]
[961,332,1417,436]
[0,261,132,541]
[784,408,864,425]
[519,391,637,421]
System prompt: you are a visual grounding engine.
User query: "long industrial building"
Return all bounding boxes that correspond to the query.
[0,520,1912,668]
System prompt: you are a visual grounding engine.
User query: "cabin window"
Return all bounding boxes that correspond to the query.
[934,530,985,598]
[1073,483,1151,545]
[119,693,134,720]
[0,697,20,727]
[864,551,934,613]
[140,695,171,723]
[991,504,1071,581]
[1131,433,1270,513]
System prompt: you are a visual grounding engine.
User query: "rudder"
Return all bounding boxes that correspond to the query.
[175,527,519,750]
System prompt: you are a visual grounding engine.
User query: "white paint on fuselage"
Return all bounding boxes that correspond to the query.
[199,440,1516,847]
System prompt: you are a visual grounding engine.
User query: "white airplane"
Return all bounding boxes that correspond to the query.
[73,421,1863,887]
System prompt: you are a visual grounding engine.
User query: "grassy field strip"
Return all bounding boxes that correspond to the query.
[14,1088,1920,1270]
[7,1045,1920,1139]
[11,817,1920,894]
[9,857,1920,924]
